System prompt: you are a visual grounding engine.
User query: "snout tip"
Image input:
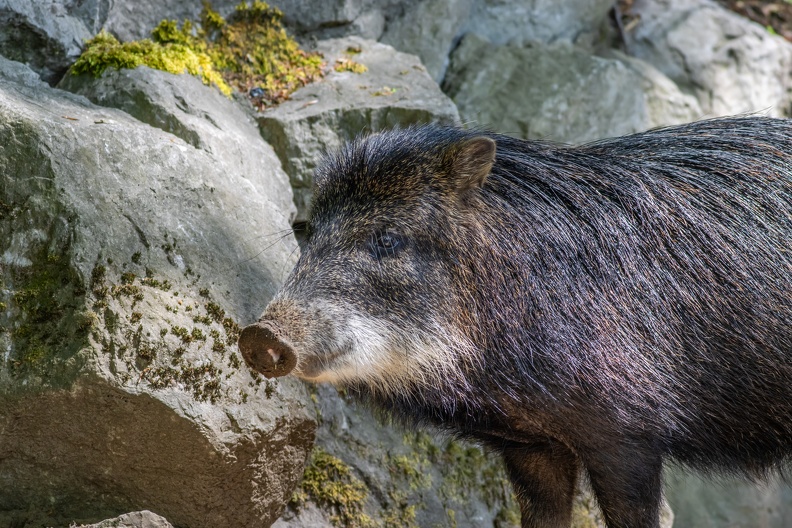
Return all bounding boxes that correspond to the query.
[238,322,297,379]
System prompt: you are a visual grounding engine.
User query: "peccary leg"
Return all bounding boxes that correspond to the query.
[582,447,663,528]
[499,440,579,528]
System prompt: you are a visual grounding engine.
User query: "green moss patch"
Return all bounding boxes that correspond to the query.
[88,254,250,404]
[292,447,374,528]
[0,199,17,221]
[4,249,89,387]
[70,1,325,108]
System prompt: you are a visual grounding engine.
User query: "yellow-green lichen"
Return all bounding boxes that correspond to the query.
[334,57,367,74]
[376,440,434,528]
[70,1,324,107]
[145,363,222,403]
[141,276,172,291]
[291,447,374,528]
[570,490,605,528]
[381,497,417,528]
[202,1,324,107]
[371,86,397,96]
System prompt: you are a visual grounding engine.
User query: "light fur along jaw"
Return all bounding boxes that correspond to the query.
[297,302,477,396]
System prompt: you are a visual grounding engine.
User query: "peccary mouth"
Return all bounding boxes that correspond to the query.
[238,321,298,379]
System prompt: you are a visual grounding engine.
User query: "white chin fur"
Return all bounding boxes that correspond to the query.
[302,305,476,395]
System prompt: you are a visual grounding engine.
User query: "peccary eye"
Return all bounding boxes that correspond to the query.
[370,232,403,259]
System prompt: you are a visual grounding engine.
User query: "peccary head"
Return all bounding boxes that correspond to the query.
[239,127,496,395]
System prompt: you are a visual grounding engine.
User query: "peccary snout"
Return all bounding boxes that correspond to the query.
[238,322,297,378]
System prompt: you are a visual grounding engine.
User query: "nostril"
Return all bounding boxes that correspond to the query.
[268,348,281,364]
[238,322,297,379]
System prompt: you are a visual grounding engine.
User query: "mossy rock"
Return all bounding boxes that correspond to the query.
[0,55,312,527]
[69,1,324,107]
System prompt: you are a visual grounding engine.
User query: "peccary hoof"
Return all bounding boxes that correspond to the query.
[238,322,297,378]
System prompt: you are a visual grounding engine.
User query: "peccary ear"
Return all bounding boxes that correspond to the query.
[448,136,497,191]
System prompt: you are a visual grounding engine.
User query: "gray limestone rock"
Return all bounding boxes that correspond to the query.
[443,34,701,144]
[608,49,705,127]
[0,57,313,527]
[463,0,615,48]
[257,36,460,222]
[59,66,297,222]
[101,0,396,42]
[74,510,175,528]
[666,469,792,528]
[624,0,792,117]
[277,0,387,39]
[381,0,614,84]
[101,0,239,43]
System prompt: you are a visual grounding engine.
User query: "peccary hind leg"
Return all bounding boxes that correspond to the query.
[500,440,579,528]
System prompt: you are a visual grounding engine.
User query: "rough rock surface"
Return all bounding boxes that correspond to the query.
[443,34,701,144]
[625,0,792,117]
[0,0,243,84]
[274,385,521,528]
[666,470,792,528]
[463,0,615,48]
[380,0,474,82]
[59,66,296,221]
[258,36,460,222]
[101,0,239,43]
[277,0,404,40]
[0,57,313,527]
[103,0,403,42]
[75,510,175,528]
[381,0,614,83]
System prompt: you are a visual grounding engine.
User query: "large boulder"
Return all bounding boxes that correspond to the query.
[104,0,397,42]
[276,0,401,40]
[443,34,701,144]
[0,57,313,527]
[257,36,460,222]
[624,0,792,117]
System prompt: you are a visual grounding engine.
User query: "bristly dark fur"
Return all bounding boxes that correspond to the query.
[309,117,792,528]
